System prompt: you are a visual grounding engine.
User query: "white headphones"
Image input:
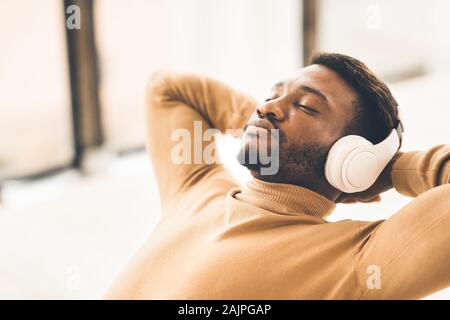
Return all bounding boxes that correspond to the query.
[325,120,404,193]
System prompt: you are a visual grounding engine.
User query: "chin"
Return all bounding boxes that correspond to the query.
[237,134,281,176]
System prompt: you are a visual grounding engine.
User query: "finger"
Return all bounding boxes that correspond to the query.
[372,195,382,202]
[360,195,382,203]
[337,192,362,203]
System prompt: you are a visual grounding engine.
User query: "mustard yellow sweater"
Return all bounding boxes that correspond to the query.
[106,71,450,299]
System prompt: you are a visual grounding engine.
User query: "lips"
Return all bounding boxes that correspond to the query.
[244,118,280,139]
[246,118,276,131]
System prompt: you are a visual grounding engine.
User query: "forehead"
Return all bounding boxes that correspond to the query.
[275,64,358,109]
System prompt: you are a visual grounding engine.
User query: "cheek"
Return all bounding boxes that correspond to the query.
[282,116,335,146]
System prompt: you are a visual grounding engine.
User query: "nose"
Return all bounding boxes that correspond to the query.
[256,99,286,121]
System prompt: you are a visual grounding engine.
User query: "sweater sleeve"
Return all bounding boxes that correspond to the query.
[391,144,450,197]
[354,144,450,299]
[354,183,450,299]
[145,71,259,208]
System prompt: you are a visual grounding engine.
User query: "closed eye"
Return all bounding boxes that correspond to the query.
[294,103,319,114]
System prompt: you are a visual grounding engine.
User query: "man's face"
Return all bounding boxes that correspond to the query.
[238,64,358,187]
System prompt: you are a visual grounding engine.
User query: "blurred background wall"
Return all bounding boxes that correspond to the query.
[0,0,449,299]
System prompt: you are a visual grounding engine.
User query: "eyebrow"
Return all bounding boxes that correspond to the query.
[271,82,330,109]
[299,85,329,104]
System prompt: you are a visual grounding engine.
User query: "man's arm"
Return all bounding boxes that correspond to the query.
[391,144,450,197]
[145,71,258,209]
[354,145,450,299]
[337,145,450,203]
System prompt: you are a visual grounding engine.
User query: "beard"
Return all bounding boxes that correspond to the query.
[237,132,329,185]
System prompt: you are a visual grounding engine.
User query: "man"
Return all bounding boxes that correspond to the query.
[106,53,449,299]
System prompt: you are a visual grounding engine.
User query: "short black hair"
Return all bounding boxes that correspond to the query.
[310,52,400,144]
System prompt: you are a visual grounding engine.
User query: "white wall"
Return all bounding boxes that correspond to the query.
[96,0,302,149]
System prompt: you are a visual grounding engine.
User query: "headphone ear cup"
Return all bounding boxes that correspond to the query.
[325,135,372,193]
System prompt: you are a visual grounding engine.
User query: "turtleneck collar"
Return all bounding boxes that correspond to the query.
[234,177,336,219]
